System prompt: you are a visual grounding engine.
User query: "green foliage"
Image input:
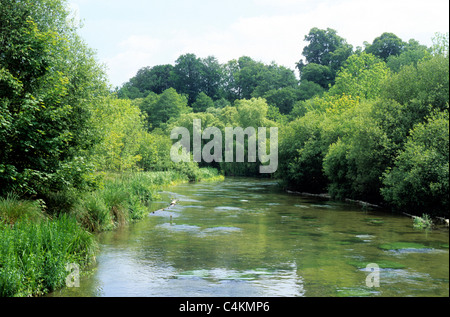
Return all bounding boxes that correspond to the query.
[300,63,333,89]
[0,215,97,297]
[277,110,330,192]
[386,39,431,72]
[413,214,433,230]
[381,110,449,217]
[0,194,45,225]
[137,88,191,130]
[117,64,175,99]
[329,52,391,99]
[193,92,215,113]
[89,96,148,172]
[0,0,109,196]
[381,54,449,123]
[365,32,407,61]
[297,27,353,88]
[323,101,394,201]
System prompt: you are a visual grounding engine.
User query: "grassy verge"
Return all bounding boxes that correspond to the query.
[0,168,223,297]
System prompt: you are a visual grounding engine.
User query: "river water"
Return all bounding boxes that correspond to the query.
[50,178,449,297]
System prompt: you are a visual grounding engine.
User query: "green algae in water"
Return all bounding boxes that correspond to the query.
[348,260,406,270]
[379,242,428,250]
[365,218,384,225]
[336,287,377,297]
[337,237,367,245]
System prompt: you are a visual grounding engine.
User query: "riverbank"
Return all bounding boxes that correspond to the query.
[0,168,224,297]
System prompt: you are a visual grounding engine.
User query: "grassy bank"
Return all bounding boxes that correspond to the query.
[0,168,224,297]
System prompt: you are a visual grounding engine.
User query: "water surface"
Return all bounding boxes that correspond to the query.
[50,178,449,297]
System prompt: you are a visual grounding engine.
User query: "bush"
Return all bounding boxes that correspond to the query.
[381,110,449,217]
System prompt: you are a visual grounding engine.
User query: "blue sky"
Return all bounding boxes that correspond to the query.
[68,0,449,87]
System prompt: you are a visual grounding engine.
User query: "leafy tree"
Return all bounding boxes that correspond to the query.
[381,110,449,217]
[277,110,329,192]
[386,39,431,72]
[297,80,325,101]
[300,63,333,89]
[263,87,299,114]
[172,53,207,105]
[365,32,406,61]
[89,97,147,172]
[329,52,391,99]
[117,64,175,99]
[323,101,394,201]
[251,62,298,97]
[431,32,449,57]
[137,88,190,130]
[200,56,223,100]
[297,27,353,87]
[0,0,108,196]
[192,92,214,113]
[234,56,265,100]
[382,54,449,126]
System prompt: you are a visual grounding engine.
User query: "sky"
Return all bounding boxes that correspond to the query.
[68,0,450,88]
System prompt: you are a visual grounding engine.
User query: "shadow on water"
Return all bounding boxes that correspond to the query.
[48,177,449,297]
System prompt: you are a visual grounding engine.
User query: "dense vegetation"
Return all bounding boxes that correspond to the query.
[0,0,448,297]
[117,26,449,218]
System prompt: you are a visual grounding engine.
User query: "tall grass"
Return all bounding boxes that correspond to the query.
[0,215,97,297]
[71,171,192,232]
[0,193,45,225]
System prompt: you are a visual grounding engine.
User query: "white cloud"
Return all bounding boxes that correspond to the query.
[103,35,162,86]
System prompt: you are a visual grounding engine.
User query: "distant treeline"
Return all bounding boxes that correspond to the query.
[116,29,449,217]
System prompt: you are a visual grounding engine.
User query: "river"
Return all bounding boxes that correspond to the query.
[49,178,449,297]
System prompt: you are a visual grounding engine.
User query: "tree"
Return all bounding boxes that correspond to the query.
[386,39,431,72]
[297,27,353,87]
[381,110,449,217]
[365,32,406,61]
[192,92,214,113]
[300,63,333,89]
[329,52,391,99]
[0,0,109,196]
[137,88,190,130]
[381,54,449,126]
[297,80,325,101]
[251,62,298,97]
[323,101,394,202]
[89,97,147,172]
[200,56,223,100]
[172,53,205,105]
[263,87,299,115]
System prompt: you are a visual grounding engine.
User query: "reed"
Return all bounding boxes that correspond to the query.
[0,193,45,225]
[0,215,96,297]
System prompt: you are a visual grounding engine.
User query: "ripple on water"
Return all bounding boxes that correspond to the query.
[214,206,242,212]
[156,223,201,232]
[202,226,242,234]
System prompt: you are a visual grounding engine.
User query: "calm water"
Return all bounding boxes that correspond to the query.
[50,178,449,297]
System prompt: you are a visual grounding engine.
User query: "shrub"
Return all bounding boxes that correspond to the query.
[381,110,449,217]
